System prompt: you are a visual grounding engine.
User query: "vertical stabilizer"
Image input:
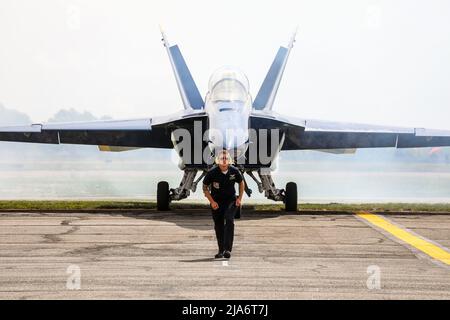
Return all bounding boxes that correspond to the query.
[160,27,204,110]
[253,29,297,110]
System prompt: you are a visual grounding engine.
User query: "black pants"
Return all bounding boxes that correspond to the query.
[212,200,238,252]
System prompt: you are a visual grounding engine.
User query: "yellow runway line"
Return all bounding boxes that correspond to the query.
[357,212,450,266]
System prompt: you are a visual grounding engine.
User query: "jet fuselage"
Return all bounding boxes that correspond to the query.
[204,67,251,161]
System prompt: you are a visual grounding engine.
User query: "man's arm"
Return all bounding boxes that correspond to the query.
[203,183,219,210]
[236,180,245,207]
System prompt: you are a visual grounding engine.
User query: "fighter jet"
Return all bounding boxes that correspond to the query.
[2,29,450,211]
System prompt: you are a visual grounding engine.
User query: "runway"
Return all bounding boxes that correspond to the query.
[0,209,449,299]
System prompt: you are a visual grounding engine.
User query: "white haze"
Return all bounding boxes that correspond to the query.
[1,0,450,128]
[1,0,450,202]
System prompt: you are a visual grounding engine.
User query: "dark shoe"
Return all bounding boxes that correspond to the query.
[214,252,224,259]
[223,250,231,259]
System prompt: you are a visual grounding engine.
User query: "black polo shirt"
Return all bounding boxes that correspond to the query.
[203,165,243,203]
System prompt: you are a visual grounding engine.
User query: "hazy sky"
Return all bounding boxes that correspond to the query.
[1,0,450,129]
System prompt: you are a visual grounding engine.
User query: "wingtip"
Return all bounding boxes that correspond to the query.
[288,26,298,48]
[159,24,170,47]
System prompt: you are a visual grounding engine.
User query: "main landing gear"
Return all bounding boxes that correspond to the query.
[157,169,205,211]
[247,170,298,212]
[157,168,297,212]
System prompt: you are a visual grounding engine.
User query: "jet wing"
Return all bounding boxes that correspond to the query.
[250,111,450,151]
[0,110,206,149]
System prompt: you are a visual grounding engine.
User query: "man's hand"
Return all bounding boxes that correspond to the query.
[210,201,219,210]
[203,183,218,210]
[236,180,245,207]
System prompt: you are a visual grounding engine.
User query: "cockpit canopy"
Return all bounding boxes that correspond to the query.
[208,67,250,103]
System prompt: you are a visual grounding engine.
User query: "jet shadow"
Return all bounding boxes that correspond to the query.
[117,206,286,231]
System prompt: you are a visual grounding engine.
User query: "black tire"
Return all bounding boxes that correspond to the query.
[157,181,170,211]
[285,182,298,212]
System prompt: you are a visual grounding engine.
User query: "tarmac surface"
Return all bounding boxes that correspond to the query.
[0,209,449,299]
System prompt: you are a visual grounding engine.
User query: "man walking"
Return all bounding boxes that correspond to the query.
[203,150,245,259]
